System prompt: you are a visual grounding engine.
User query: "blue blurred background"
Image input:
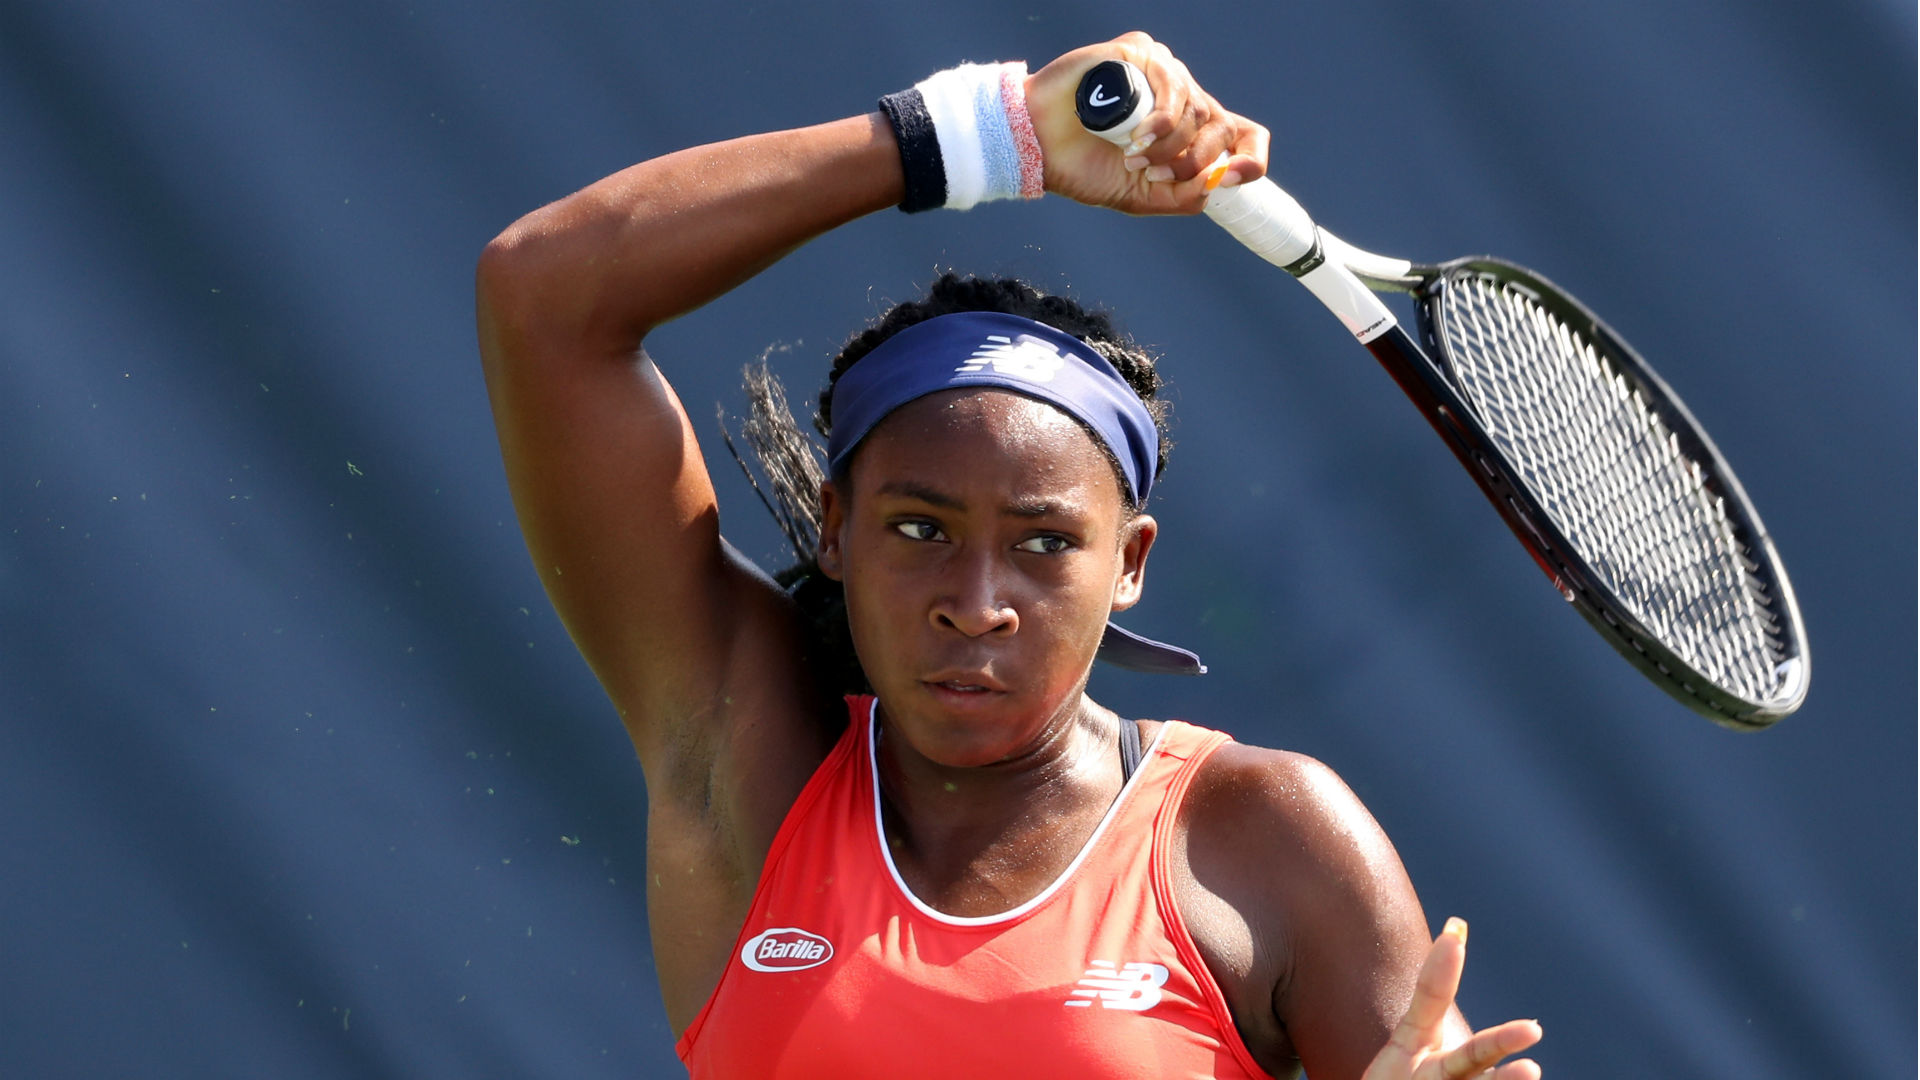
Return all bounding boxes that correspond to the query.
[1,2,1911,1076]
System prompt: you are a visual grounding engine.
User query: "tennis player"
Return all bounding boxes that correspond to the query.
[476,31,1541,1080]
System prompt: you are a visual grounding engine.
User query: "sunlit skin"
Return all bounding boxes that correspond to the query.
[817,389,1157,904]
[477,27,1542,1078]
[821,388,1151,760]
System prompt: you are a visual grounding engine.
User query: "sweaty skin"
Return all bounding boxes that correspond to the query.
[476,29,1540,1080]
[819,389,1447,1075]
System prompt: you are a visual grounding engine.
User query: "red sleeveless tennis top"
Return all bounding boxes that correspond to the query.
[675,695,1272,1078]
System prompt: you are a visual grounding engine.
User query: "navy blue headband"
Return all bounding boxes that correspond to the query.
[826,311,1160,505]
[822,310,1203,676]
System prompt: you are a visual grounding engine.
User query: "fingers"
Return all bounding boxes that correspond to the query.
[1109,33,1262,193]
[1030,30,1269,215]
[1394,916,1469,1053]
[1226,117,1270,186]
[1432,1019,1543,1078]
[1364,918,1467,1079]
[1120,36,1189,149]
[1136,48,1201,169]
[1365,916,1544,1080]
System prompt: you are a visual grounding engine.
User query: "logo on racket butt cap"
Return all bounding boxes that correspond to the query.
[1075,60,1146,136]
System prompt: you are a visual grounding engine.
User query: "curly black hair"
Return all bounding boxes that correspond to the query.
[719,273,1173,695]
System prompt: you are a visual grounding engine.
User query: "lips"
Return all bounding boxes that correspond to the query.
[921,670,1009,694]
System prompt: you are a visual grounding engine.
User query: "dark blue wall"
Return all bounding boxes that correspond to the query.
[2,2,1911,1076]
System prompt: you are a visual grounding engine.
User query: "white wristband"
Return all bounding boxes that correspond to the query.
[879,61,1045,212]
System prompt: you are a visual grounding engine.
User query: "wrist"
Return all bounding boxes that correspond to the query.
[877,61,1045,213]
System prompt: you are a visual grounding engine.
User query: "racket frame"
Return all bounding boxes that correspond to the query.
[1343,252,1808,728]
[1074,58,1809,726]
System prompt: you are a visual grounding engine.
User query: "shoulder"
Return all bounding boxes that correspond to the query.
[1178,737,1422,934]
[1169,734,1432,1072]
[1180,740,1400,876]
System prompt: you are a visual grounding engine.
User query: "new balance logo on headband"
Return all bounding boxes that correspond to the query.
[828,310,1173,536]
[956,334,1066,382]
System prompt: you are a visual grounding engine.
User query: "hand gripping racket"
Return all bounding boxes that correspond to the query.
[1076,60,1808,728]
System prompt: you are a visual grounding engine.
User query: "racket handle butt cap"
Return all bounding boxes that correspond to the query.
[1075,60,1154,145]
[1074,60,1317,269]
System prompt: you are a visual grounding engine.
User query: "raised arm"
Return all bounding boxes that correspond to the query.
[476,112,901,741]
[476,115,911,1028]
[473,30,1268,1030]
[472,29,1266,791]
[479,114,903,358]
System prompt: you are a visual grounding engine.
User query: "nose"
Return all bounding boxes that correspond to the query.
[930,551,1019,639]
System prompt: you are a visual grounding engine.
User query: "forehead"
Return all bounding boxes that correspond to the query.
[847,389,1120,504]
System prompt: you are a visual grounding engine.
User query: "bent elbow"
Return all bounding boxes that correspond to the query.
[476,209,652,360]
[475,222,543,330]
[475,215,589,367]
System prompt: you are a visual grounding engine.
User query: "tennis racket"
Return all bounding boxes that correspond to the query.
[1076,60,1808,728]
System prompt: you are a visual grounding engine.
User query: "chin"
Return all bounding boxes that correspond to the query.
[874,677,1076,767]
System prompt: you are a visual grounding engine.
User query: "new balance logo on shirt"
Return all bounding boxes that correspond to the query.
[956,334,1067,382]
[1063,960,1169,1011]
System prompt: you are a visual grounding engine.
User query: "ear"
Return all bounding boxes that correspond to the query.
[1110,513,1157,612]
[816,480,847,581]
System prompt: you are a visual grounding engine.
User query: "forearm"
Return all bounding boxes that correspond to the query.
[478,111,903,357]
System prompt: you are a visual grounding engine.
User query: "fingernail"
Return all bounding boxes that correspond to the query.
[1144,165,1174,183]
[1217,171,1243,188]
[1123,155,1148,172]
[1444,916,1468,943]
[1124,131,1156,156]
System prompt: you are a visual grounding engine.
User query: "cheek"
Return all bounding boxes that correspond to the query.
[837,542,917,645]
[1027,553,1123,636]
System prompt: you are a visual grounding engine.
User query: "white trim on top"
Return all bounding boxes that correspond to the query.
[865,697,1168,927]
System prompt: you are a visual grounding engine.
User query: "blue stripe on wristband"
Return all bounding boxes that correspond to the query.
[970,70,1023,203]
[884,61,1037,212]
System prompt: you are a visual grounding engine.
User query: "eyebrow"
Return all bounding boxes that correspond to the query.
[876,480,963,510]
[875,480,1081,520]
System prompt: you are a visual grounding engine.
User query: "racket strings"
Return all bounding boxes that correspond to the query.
[1435,276,1783,704]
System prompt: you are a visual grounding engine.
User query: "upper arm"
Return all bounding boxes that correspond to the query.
[1182,746,1464,1079]
[1261,755,1438,1073]
[479,318,721,702]
[475,256,826,805]
[471,115,901,764]
[470,119,898,1022]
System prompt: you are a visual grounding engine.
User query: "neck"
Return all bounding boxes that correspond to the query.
[871,693,1126,913]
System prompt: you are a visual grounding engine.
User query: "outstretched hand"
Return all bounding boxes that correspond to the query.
[1365,918,1543,1080]
[1026,31,1268,216]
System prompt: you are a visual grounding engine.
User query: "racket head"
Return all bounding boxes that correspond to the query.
[1409,257,1808,727]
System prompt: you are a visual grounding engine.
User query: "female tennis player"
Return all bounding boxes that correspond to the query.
[476,31,1540,1080]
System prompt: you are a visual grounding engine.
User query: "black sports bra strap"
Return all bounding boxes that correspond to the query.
[1117,717,1143,783]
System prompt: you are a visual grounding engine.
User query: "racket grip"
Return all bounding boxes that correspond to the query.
[1073,60,1318,270]
[1201,180,1317,270]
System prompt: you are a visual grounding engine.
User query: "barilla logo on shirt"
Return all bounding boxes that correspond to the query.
[741,927,835,972]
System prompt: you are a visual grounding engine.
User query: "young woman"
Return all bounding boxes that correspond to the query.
[475,30,1541,1080]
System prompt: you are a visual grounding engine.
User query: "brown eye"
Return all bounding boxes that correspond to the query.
[1015,535,1071,555]
[894,521,946,542]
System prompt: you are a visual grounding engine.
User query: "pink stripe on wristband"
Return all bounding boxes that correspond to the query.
[999,65,1046,199]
